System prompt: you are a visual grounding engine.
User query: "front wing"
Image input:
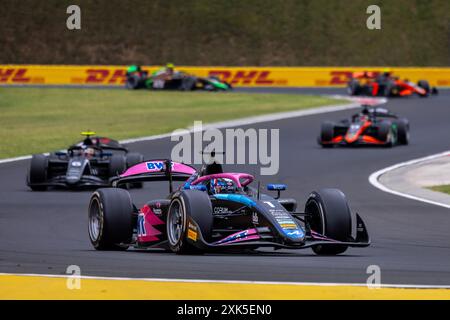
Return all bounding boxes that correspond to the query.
[27,175,111,189]
[186,213,370,252]
[319,135,389,146]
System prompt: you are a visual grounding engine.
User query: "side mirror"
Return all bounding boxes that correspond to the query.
[267,184,286,199]
[267,184,286,191]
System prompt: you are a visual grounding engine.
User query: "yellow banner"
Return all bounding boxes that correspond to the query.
[1,65,450,87]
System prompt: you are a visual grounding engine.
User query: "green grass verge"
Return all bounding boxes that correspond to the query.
[0,87,346,159]
[428,185,450,195]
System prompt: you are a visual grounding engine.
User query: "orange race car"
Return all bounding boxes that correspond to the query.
[347,71,438,97]
[318,105,410,148]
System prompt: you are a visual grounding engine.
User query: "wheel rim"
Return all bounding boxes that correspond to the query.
[88,198,101,241]
[168,199,184,245]
[305,199,325,235]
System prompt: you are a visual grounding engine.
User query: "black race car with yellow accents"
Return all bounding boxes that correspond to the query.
[27,132,144,190]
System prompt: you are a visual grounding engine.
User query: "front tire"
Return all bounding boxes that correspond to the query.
[394,119,409,145]
[88,188,134,250]
[305,188,352,255]
[320,122,335,148]
[417,80,430,96]
[125,74,142,90]
[347,79,360,96]
[167,190,213,254]
[28,154,48,191]
[377,122,394,147]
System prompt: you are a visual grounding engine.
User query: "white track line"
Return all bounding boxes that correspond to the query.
[120,101,362,144]
[368,151,450,209]
[1,272,449,289]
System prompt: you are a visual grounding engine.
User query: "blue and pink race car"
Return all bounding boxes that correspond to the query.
[88,159,370,255]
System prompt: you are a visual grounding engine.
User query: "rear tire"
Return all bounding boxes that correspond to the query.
[167,190,213,254]
[382,80,396,97]
[305,188,352,255]
[126,153,144,188]
[418,80,430,96]
[181,76,197,91]
[88,188,134,250]
[28,154,48,191]
[108,155,126,177]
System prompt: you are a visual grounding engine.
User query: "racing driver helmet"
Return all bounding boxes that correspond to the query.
[84,147,96,159]
[210,178,237,194]
[166,63,175,74]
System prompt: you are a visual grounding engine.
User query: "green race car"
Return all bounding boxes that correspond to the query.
[125,64,232,91]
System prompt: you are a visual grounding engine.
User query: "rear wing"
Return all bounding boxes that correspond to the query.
[111,159,196,192]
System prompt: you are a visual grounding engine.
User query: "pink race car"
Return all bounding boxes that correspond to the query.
[88,159,370,255]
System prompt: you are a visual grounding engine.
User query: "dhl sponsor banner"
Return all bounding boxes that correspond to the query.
[1,65,450,87]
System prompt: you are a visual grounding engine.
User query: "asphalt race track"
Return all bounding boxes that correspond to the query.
[1,88,449,285]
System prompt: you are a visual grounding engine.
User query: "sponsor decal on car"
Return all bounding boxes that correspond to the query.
[152,208,162,215]
[187,222,198,241]
[285,229,304,238]
[267,208,303,237]
[252,212,259,225]
[215,228,260,245]
[137,213,146,236]
[213,207,232,214]
[146,161,174,171]
[263,201,275,208]
[187,229,197,241]
[280,223,298,229]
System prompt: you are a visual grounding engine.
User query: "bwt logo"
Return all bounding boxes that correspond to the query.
[146,161,174,171]
[84,69,127,84]
[209,70,283,85]
[0,68,31,83]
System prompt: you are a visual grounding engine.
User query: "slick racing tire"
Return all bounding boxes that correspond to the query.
[88,188,134,250]
[377,122,394,147]
[417,80,431,96]
[394,119,409,145]
[109,155,126,177]
[28,154,48,191]
[347,79,361,96]
[305,189,352,255]
[320,122,334,148]
[382,81,395,97]
[180,76,197,91]
[167,190,213,254]
[125,74,142,90]
[126,153,144,189]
